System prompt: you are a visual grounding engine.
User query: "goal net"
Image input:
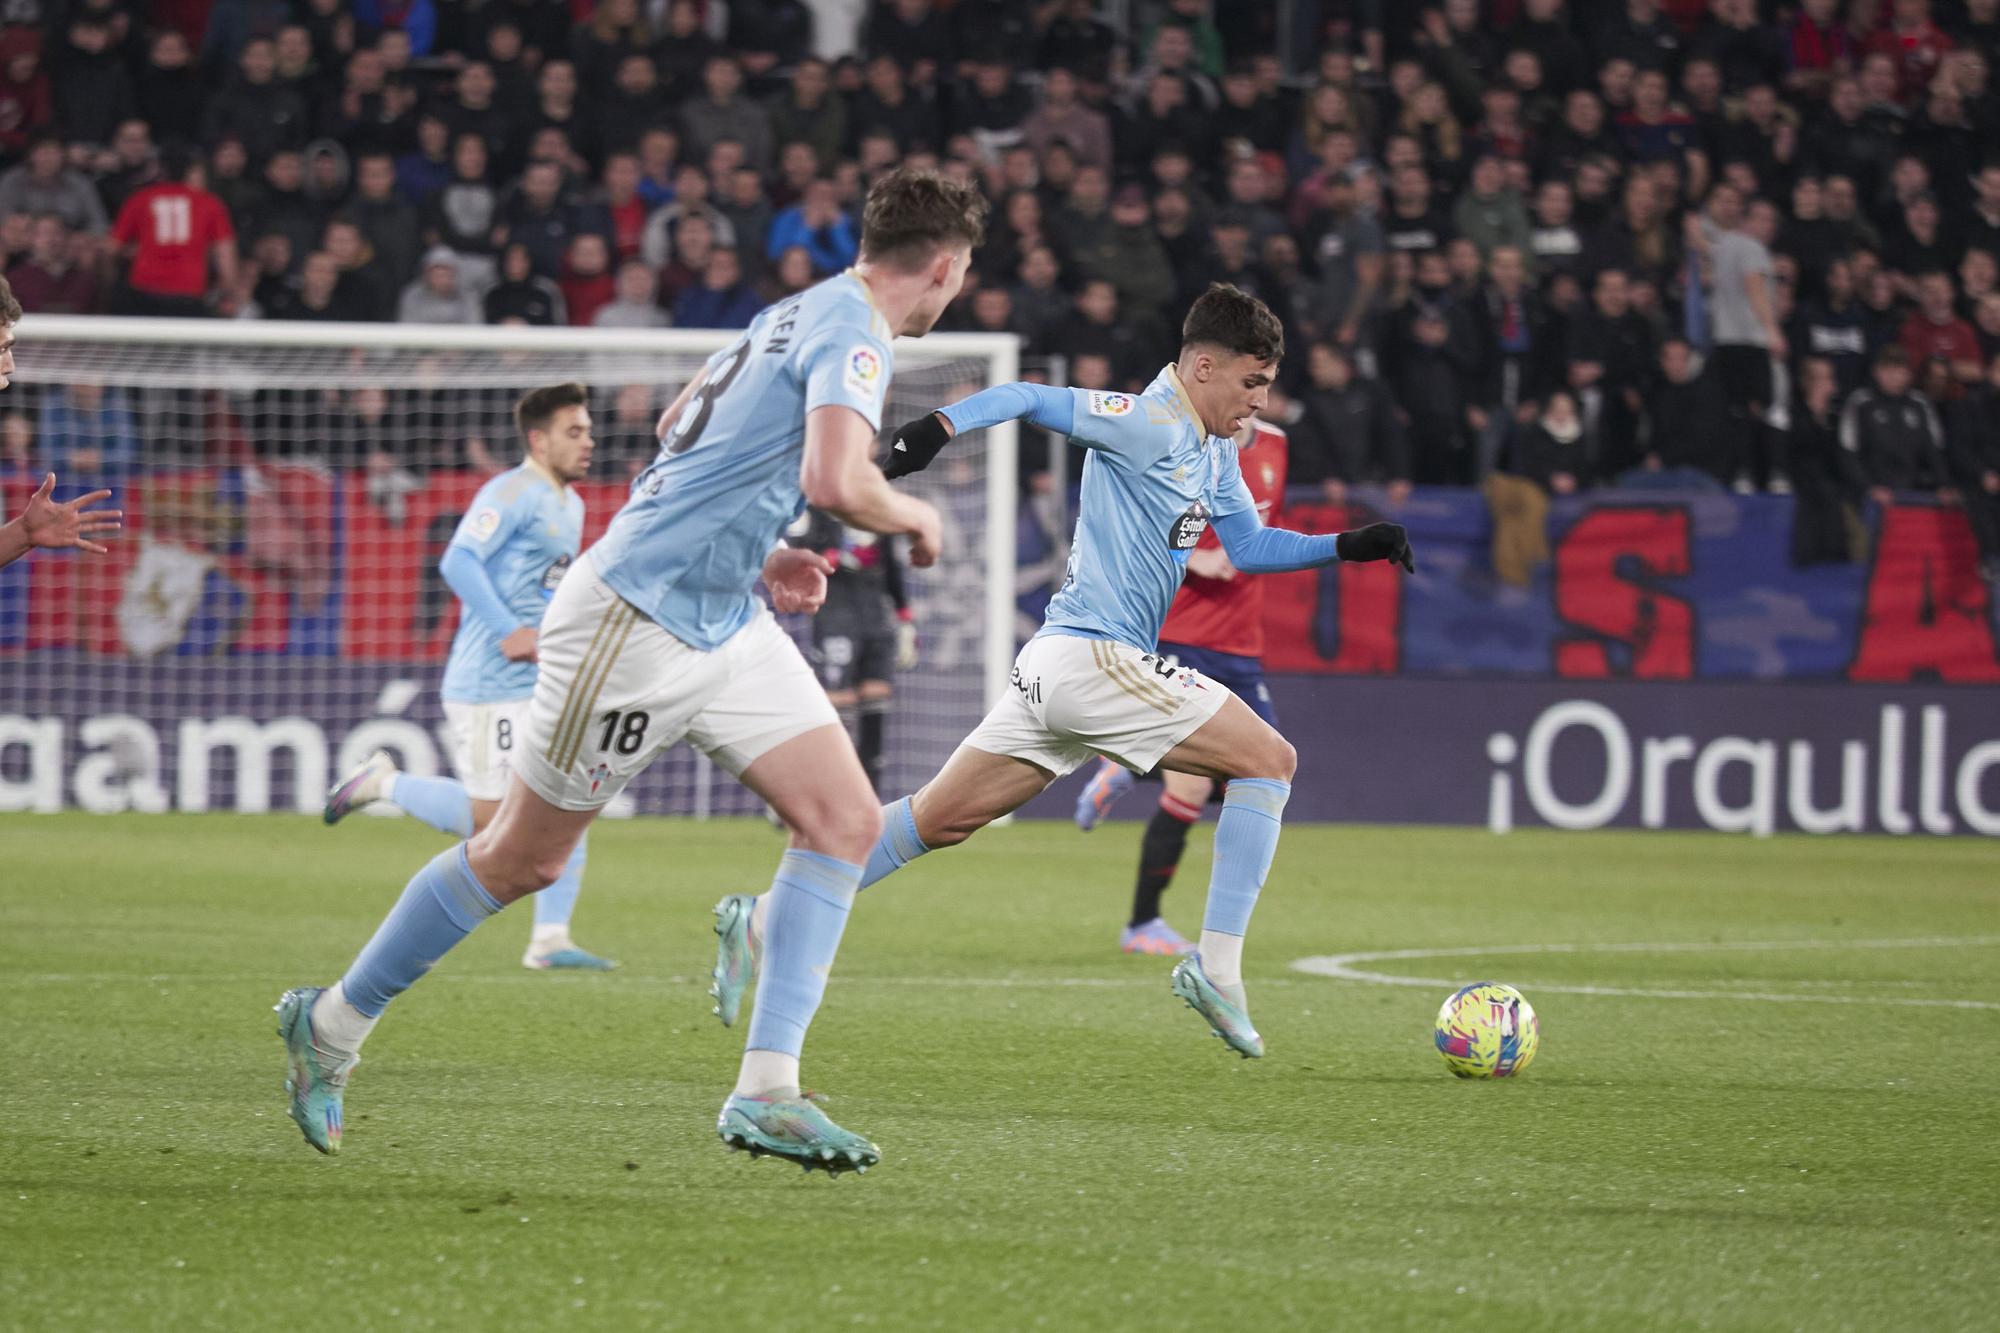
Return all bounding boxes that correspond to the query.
[0,316,1017,817]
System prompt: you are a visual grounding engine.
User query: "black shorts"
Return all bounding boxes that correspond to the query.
[812,621,896,691]
[1712,344,1774,411]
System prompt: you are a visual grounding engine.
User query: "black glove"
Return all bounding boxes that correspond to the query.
[1336,522,1416,573]
[882,412,951,480]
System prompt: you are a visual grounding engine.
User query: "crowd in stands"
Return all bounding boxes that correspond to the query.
[1,0,1999,582]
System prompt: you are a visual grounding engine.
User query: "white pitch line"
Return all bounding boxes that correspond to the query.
[1290,936,2000,1011]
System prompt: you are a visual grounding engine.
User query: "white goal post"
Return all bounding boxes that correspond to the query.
[0,315,1017,817]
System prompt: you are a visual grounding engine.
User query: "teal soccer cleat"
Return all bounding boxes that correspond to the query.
[522,944,618,971]
[709,893,759,1026]
[274,987,354,1154]
[716,1093,879,1174]
[1170,954,1265,1059]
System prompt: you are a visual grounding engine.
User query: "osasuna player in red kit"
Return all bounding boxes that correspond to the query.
[1074,413,1289,956]
[109,143,237,317]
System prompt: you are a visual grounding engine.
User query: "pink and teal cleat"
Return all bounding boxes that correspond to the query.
[717,1093,879,1174]
[1122,917,1196,956]
[1169,954,1264,1059]
[323,751,395,825]
[1073,758,1135,831]
[709,893,760,1026]
[274,986,354,1154]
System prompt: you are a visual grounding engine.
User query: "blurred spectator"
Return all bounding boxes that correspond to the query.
[1464,245,1556,473]
[322,218,394,321]
[1841,345,1948,504]
[1789,356,1868,566]
[0,408,38,478]
[109,143,235,316]
[850,53,934,153]
[594,381,660,478]
[1021,67,1109,173]
[1303,172,1382,352]
[244,150,323,271]
[41,382,140,481]
[346,151,420,289]
[420,133,499,278]
[1484,391,1587,589]
[201,37,309,167]
[658,211,718,307]
[1290,343,1410,504]
[51,12,136,151]
[6,214,98,314]
[96,121,160,218]
[640,164,736,268]
[271,248,366,320]
[396,246,480,324]
[482,241,563,324]
[682,56,773,172]
[1059,277,1146,387]
[493,159,575,277]
[395,113,452,205]
[558,232,615,326]
[0,30,52,162]
[765,178,857,274]
[0,135,108,235]
[768,57,848,171]
[1697,186,1787,489]
[1394,299,1474,484]
[1645,338,1731,486]
[1567,268,1655,479]
[1900,270,1982,396]
[1948,350,2000,581]
[594,259,666,329]
[353,0,438,60]
[672,248,761,329]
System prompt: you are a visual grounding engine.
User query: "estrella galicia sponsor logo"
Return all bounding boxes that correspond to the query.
[541,554,572,594]
[1168,499,1211,550]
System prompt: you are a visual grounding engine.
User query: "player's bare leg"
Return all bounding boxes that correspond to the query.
[1123,769,1212,956]
[1156,697,1296,1058]
[712,723,884,1172]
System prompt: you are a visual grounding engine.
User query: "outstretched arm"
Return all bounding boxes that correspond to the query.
[884,382,1076,479]
[0,474,123,569]
[1211,508,1416,574]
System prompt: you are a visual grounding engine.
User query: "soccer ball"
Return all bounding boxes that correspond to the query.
[1433,982,1540,1078]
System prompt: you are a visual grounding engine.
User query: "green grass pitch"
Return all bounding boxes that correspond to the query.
[2,813,1996,1331]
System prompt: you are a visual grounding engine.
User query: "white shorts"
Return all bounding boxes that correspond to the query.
[962,633,1233,778]
[515,555,841,810]
[441,697,530,802]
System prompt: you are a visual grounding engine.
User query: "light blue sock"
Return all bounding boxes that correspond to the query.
[744,850,864,1057]
[341,845,503,1017]
[388,773,474,839]
[859,796,928,889]
[532,834,587,929]
[1201,779,1292,937]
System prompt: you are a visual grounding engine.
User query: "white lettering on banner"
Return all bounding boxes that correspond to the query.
[73,716,170,814]
[1786,741,1866,834]
[1691,738,1777,838]
[1489,701,1999,837]
[1520,701,1632,830]
[0,716,62,812]
[176,717,327,815]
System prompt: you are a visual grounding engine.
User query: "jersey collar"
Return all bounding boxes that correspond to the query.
[1163,365,1218,448]
[845,267,892,337]
[523,455,570,494]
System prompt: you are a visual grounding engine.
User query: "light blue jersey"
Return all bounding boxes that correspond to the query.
[1040,367,1258,651]
[441,464,585,703]
[589,272,895,650]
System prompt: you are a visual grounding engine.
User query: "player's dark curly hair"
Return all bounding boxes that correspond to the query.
[1181,284,1285,365]
[859,167,988,271]
[0,275,19,326]
[515,381,588,438]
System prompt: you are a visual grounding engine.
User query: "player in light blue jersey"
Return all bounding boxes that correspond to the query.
[275,169,987,1172]
[323,383,614,972]
[711,286,1415,1066]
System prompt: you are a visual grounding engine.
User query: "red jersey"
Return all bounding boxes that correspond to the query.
[112,182,233,298]
[1157,420,1289,659]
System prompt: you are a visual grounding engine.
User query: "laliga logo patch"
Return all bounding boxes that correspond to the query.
[1088,391,1135,417]
[469,507,502,539]
[844,346,883,397]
